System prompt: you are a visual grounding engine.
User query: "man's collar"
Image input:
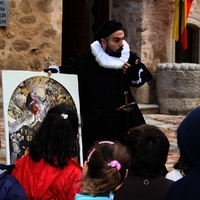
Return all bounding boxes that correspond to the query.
[90,40,130,69]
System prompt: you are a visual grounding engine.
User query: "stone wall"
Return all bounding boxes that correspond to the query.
[112,0,175,103]
[112,0,200,104]
[156,63,200,114]
[0,0,62,117]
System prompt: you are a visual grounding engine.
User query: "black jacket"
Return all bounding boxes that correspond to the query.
[59,50,151,121]
[114,171,173,200]
[45,50,152,154]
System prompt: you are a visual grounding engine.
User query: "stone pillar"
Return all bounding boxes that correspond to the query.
[156,63,200,115]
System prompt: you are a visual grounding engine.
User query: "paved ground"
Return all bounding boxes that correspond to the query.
[0,114,185,171]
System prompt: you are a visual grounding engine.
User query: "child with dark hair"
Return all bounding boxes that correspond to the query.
[12,103,82,200]
[114,124,174,200]
[75,140,131,200]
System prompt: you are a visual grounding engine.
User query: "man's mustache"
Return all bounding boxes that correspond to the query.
[117,47,123,52]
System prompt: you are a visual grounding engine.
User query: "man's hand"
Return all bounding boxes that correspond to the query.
[43,65,60,75]
[122,62,131,74]
[135,59,140,64]
[48,70,52,77]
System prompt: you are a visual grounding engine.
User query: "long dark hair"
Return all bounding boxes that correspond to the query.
[174,153,189,176]
[28,103,79,168]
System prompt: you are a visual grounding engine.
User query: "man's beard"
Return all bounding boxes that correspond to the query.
[105,45,123,58]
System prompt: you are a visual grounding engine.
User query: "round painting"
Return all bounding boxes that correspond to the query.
[8,76,76,163]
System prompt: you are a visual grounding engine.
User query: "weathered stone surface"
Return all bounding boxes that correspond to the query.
[0,40,5,49]
[5,55,26,70]
[19,0,32,14]
[37,0,54,13]
[30,59,41,70]
[12,40,30,51]
[0,1,62,119]
[156,63,200,114]
[20,16,36,24]
[44,29,57,37]
[10,1,17,8]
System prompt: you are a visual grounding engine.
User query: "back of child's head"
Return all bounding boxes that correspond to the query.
[83,140,131,196]
[28,103,79,168]
[126,124,169,177]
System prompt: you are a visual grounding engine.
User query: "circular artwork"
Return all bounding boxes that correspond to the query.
[8,76,76,163]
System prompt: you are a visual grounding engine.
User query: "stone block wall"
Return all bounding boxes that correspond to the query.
[0,0,62,117]
[112,0,175,103]
[112,0,200,104]
[156,63,200,114]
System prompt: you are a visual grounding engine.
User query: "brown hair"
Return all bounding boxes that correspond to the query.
[82,140,131,196]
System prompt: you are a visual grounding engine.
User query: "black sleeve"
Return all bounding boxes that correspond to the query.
[59,53,86,74]
[126,53,152,87]
[44,51,90,75]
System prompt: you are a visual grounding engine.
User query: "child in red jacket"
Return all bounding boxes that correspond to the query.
[12,103,82,200]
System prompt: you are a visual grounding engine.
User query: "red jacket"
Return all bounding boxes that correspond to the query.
[12,155,82,200]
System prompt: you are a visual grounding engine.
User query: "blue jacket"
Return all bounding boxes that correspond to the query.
[0,164,27,200]
[167,107,200,200]
[75,193,113,200]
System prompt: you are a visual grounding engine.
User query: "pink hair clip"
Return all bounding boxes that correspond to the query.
[99,141,114,144]
[87,148,96,162]
[87,141,115,162]
[108,160,121,171]
[61,113,68,119]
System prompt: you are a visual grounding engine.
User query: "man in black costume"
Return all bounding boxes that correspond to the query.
[45,20,152,157]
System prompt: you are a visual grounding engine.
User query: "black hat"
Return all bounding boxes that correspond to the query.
[95,20,123,42]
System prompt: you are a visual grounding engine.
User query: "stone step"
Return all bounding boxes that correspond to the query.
[138,104,159,114]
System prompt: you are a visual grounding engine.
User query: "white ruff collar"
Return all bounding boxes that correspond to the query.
[90,40,130,69]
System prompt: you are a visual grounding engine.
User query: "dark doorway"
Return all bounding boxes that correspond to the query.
[62,0,109,65]
[175,25,199,63]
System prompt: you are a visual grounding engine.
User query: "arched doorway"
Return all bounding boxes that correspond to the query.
[62,0,109,65]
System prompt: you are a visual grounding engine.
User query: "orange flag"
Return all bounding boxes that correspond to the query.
[172,0,193,50]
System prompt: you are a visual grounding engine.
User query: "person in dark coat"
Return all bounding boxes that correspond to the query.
[167,106,200,200]
[0,164,27,200]
[45,20,152,157]
[114,124,173,200]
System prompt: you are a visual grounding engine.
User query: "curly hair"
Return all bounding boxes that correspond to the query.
[28,103,79,168]
[126,124,169,177]
[82,140,131,196]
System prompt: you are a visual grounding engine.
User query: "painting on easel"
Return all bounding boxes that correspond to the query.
[2,70,82,165]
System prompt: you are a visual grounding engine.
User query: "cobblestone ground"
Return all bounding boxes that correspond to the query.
[0,115,185,171]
